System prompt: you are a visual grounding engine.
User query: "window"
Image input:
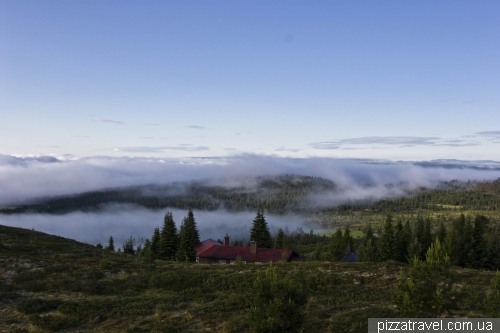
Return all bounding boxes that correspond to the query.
[196,257,199,263]
[218,259,226,264]
[230,260,235,264]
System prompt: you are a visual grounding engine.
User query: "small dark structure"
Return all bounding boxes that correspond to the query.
[344,242,358,263]
[195,235,300,264]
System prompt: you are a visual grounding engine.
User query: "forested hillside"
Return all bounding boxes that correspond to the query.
[2,175,500,216]
[0,175,336,214]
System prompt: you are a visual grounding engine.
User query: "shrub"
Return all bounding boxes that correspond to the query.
[15,298,62,314]
[250,264,307,333]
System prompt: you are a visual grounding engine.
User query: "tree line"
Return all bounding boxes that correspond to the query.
[324,213,500,271]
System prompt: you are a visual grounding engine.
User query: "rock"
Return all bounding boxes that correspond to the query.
[94,315,103,323]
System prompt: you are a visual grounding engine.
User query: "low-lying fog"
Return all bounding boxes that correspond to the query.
[0,205,311,246]
[2,154,500,246]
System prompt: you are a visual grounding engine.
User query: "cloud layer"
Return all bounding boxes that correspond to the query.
[1,154,500,206]
[310,136,481,150]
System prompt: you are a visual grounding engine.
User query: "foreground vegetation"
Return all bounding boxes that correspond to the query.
[0,224,498,333]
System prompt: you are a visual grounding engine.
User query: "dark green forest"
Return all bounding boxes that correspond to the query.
[2,175,500,216]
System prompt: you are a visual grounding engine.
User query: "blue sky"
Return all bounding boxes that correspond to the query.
[1,1,499,160]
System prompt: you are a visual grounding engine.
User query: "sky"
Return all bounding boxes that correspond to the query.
[1,1,499,161]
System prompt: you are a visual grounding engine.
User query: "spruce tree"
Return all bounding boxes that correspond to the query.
[407,237,421,263]
[184,209,200,247]
[378,213,396,261]
[106,236,115,251]
[159,211,178,260]
[437,220,447,243]
[485,271,500,317]
[360,238,376,262]
[177,220,196,262]
[122,235,135,255]
[486,229,500,270]
[472,215,488,268]
[414,213,425,244]
[394,219,405,262]
[143,239,155,267]
[250,265,307,333]
[151,227,161,256]
[329,228,345,262]
[274,228,285,249]
[343,224,353,252]
[421,218,432,258]
[250,210,273,248]
[393,238,456,317]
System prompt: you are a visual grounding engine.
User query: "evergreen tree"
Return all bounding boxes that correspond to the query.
[177,218,197,262]
[394,219,405,262]
[343,224,353,252]
[122,235,135,255]
[250,210,273,248]
[143,239,155,267]
[421,218,433,258]
[378,213,396,261]
[414,213,425,244]
[151,227,161,256]
[313,243,322,261]
[329,228,345,262]
[393,238,456,317]
[486,229,500,270]
[106,236,115,251]
[472,215,488,268]
[437,220,447,243]
[407,237,421,263]
[274,228,284,249]
[159,211,178,260]
[184,209,200,247]
[485,271,500,317]
[250,265,307,333]
[360,238,376,262]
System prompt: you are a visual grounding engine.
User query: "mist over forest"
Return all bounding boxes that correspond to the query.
[2,154,500,246]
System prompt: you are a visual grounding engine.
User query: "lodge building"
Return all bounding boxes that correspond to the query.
[195,235,300,264]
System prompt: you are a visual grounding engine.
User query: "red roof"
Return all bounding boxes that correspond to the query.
[195,239,221,254]
[196,241,297,262]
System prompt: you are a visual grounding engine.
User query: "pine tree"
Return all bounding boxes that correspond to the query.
[106,236,115,251]
[250,210,273,248]
[378,213,396,261]
[159,211,178,260]
[151,227,161,256]
[274,228,284,249]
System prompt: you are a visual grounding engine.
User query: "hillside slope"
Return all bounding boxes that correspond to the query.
[0,224,495,333]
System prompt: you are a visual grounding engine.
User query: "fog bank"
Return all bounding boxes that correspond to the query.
[0,205,310,246]
[1,154,500,206]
